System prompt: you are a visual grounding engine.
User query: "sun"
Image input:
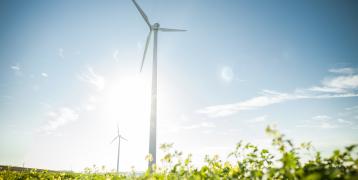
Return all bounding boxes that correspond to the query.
[100,74,151,130]
[93,73,152,170]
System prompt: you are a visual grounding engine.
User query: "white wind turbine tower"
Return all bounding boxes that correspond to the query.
[110,125,127,173]
[130,0,186,168]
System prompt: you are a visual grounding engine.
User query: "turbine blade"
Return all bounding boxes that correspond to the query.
[110,136,119,144]
[131,0,151,28]
[120,136,128,141]
[140,30,152,72]
[159,28,187,32]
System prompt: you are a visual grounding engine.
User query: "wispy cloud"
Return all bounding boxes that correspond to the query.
[312,115,331,120]
[39,107,79,133]
[310,75,358,93]
[309,68,358,93]
[337,118,353,125]
[113,50,119,62]
[297,115,338,129]
[297,115,355,129]
[197,90,300,117]
[58,48,64,58]
[11,65,20,71]
[181,122,216,130]
[11,64,22,76]
[248,115,268,123]
[41,73,48,78]
[329,67,356,75]
[78,66,105,91]
[198,67,358,118]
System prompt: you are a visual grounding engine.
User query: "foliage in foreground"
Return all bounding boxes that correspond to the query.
[1,126,357,179]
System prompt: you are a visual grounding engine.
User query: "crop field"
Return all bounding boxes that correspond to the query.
[1,127,357,180]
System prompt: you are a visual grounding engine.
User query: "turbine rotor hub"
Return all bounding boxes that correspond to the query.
[152,23,160,30]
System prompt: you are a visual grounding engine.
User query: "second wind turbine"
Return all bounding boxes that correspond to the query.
[131,0,186,168]
[111,125,127,173]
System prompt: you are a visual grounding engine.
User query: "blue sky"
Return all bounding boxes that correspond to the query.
[1,0,358,171]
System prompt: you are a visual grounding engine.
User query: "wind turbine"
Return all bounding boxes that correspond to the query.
[110,125,127,173]
[130,0,186,168]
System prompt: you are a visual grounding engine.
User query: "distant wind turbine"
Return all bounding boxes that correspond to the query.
[130,0,186,168]
[110,125,127,173]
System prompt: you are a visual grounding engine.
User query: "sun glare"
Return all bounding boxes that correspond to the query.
[98,74,152,170]
[102,75,150,122]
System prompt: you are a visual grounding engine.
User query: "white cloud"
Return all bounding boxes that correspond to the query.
[312,115,331,120]
[11,65,20,71]
[78,66,105,91]
[297,115,356,129]
[181,122,216,130]
[58,48,64,58]
[113,50,119,62]
[198,90,358,118]
[297,115,338,129]
[308,86,345,93]
[197,90,299,118]
[11,64,22,76]
[198,67,358,118]
[323,75,358,90]
[220,66,234,83]
[329,68,356,74]
[248,115,268,123]
[310,74,358,93]
[337,118,353,125]
[41,73,48,78]
[318,122,338,129]
[40,107,79,133]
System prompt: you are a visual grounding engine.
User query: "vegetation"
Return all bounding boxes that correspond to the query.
[1,126,357,179]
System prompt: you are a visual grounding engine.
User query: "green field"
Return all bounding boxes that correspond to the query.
[1,126,357,180]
